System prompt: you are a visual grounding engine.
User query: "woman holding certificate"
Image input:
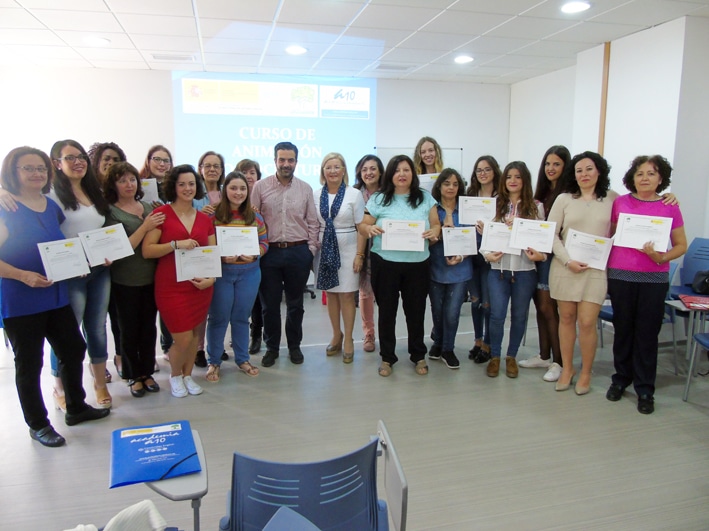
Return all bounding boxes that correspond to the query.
[314,153,365,363]
[605,155,686,414]
[0,146,110,447]
[205,172,268,382]
[142,164,216,398]
[428,169,473,369]
[465,155,502,364]
[359,155,441,377]
[482,162,546,378]
[105,162,165,397]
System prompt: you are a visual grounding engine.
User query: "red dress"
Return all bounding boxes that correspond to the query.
[154,205,215,333]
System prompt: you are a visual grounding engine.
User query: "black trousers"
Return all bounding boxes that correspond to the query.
[370,253,429,365]
[4,305,87,430]
[608,278,668,396]
[112,283,158,380]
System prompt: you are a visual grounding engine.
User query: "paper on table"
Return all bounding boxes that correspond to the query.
[509,218,556,253]
[564,229,613,270]
[614,213,672,251]
[174,246,222,282]
[141,178,160,203]
[216,226,260,257]
[442,227,477,256]
[37,238,90,282]
[459,196,496,225]
[479,221,520,255]
[381,220,425,252]
[78,225,134,267]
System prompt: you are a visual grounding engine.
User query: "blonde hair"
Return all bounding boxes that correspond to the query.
[319,153,349,186]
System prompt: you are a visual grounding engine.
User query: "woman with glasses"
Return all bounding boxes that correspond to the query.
[0,146,110,447]
[465,155,502,364]
[314,153,365,363]
[139,145,173,204]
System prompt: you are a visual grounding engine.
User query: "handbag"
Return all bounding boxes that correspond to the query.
[691,270,709,294]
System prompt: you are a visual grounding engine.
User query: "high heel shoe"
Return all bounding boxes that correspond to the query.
[343,339,354,363]
[555,372,576,392]
[574,376,591,395]
[94,383,113,409]
[53,388,66,413]
[326,334,343,356]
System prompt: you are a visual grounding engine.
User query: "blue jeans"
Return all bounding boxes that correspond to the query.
[207,261,261,366]
[469,254,491,344]
[50,265,110,375]
[488,269,537,359]
[429,280,468,351]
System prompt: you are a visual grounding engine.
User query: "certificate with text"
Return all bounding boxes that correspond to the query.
[175,246,222,282]
[381,220,425,252]
[459,196,496,225]
[37,238,90,282]
[418,173,439,193]
[614,213,672,251]
[217,226,260,257]
[141,178,159,203]
[78,225,134,267]
[565,229,613,270]
[479,222,520,255]
[442,227,477,256]
[509,218,556,253]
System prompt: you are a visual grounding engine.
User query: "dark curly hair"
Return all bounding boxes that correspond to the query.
[162,164,205,203]
[103,162,143,203]
[50,139,110,215]
[559,151,611,199]
[622,155,672,194]
[353,154,384,191]
[87,141,127,180]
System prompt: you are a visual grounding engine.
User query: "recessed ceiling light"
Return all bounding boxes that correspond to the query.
[285,45,307,56]
[561,1,591,14]
[455,55,474,64]
[83,35,111,47]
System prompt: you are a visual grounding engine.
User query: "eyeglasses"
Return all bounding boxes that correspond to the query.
[201,164,222,171]
[475,167,493,174]
[57,154,89,163]
[151,157,171,165]
[17,165,48,174]
[324,166,343,172]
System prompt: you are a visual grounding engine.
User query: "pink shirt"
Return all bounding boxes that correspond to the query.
[607,194,684,272]
[251,174,320,255]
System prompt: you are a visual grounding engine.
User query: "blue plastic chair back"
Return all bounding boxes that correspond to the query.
[673,237,709,297]
[227,438,382,531]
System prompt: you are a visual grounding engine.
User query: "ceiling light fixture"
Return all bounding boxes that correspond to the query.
[454,55,474,64]
[285,45,307,56]
[83,35,111,47]
[561,1,591,14]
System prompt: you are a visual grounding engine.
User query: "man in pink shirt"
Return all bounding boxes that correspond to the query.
[251,142,320,367]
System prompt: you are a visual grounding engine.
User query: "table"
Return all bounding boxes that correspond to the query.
[666,299,708,401]
[146,429,208,531]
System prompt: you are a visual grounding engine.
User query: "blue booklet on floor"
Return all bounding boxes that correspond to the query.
[110,420,201,488]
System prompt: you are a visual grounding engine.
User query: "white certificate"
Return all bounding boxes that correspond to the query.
[442,227,477,256]
[217,226,260,257]
[565,229,613,270]
[78,225,134,267]
[479,222,520,255]
[418,173,439,192]
[459,196,496,225]
[381,220,425,252]
[37,238,90,282]
[614,213,673,251]
[174,246,222,282]
[509,218,556,253]
[141,178,159,203]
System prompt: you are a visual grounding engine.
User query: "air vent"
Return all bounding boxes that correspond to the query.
[151,53,195,62]
[375,63,412,71]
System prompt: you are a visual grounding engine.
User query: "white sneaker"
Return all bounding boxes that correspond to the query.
[170,375,188,398]
[518,354,552,369]
[543,362,562,382]
[183,375,203,396]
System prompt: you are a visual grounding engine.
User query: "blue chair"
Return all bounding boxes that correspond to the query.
[684,331,709,401]
[670,237,709,299]
[219,438,388,531]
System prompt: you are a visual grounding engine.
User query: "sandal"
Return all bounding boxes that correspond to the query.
[94,383,113,409]
[238,361,259,377]
[378,362,392,377]
[343,351,354,364]
[415,360,429,376]
[53,387,66,413]
[104,368,112,384]
[206,364,220,383]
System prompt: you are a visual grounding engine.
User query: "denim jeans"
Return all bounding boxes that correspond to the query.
[50,265,110,375]
[488,269,537,359]
[207,261,261,365]
[429,280,468,351]
[469,254,491,344]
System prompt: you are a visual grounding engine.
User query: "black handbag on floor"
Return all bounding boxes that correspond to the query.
[691,270,709,294]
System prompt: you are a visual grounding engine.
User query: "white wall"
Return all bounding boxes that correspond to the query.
[571,45,605,156]
[508,66,575,176]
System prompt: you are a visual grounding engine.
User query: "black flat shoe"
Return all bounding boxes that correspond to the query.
[289,348,304,364]
[637,394,655,414]
[248,336,262,354]
[606,384,624,402]
[65,406,110,426]
[30,425,65,447]
[129,380,146,398]
[194,350,208,368]
[113,356,123,379]
[143,377,160,393]
[220,350,229,361]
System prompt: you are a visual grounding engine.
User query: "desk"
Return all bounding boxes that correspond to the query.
[146,429,208,531]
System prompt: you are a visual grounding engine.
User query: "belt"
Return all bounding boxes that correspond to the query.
[272,240,307,248]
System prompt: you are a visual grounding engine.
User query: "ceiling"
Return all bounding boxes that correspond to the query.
[1,0,708,84]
